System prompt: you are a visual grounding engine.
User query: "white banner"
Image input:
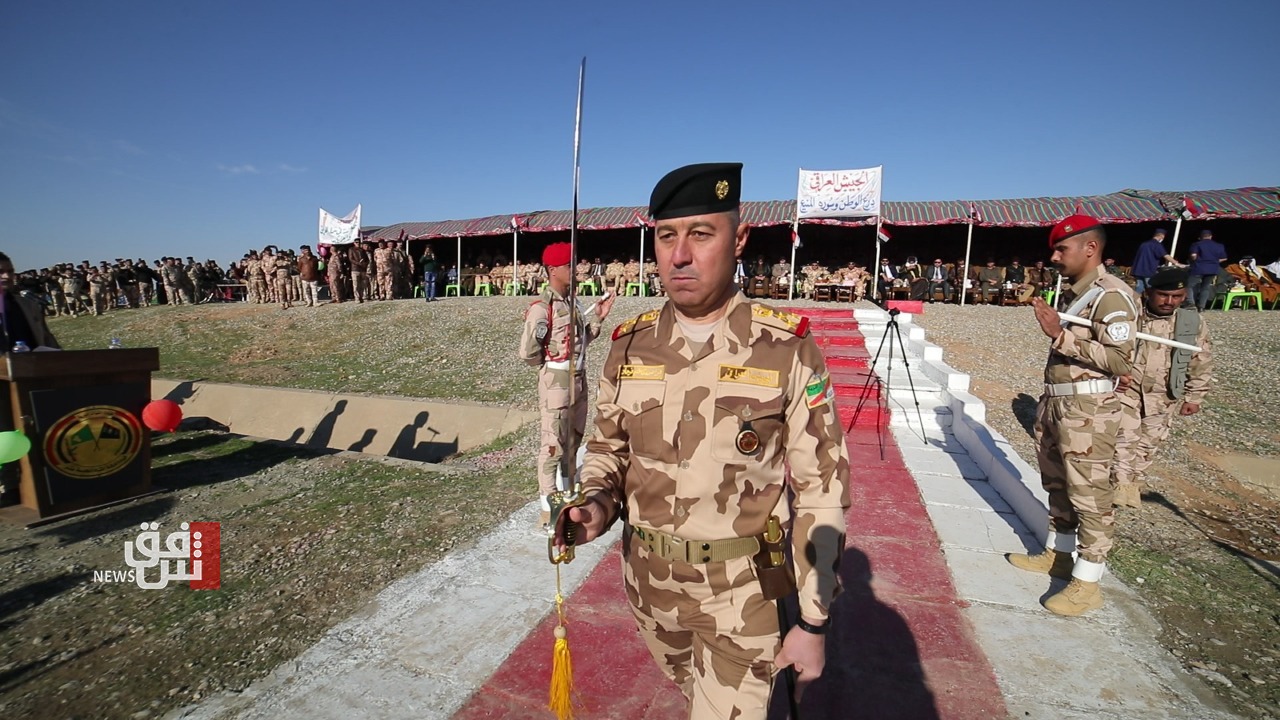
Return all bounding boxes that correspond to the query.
[797,167,882,219]
[318,204,362,245]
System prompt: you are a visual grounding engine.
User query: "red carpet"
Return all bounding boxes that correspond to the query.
[454,309,1005,719]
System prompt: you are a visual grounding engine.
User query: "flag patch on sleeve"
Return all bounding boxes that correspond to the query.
[805,371,834,408]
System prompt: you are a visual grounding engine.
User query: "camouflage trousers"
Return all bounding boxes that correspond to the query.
[1035,393,1121,563]
[248,278,267,304]
[1112,393,1179,492]
[537,368,586,497]
[351,271,370,302]
[622,531,780,719]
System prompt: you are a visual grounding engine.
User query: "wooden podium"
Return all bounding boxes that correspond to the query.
[0,348,160,524]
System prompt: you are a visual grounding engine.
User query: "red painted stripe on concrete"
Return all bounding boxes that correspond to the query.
[455,318,1004,720]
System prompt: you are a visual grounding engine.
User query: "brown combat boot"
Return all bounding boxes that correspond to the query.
[1007,548,1075,579]
[1114,482,1142,509]
[1044,578,1104,616]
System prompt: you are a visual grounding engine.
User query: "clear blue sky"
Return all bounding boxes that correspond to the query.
[3,0,1276,270]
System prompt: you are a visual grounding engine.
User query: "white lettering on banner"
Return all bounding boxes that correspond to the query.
[123,521,203,590]
[797,167,882,219]
[318,204,362,246]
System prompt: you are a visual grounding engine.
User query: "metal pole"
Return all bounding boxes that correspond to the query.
[788,219,798,301]
[1170,215,1184,259]
[512,228,519,295]
[872,218,883,301]
[638,225,645,295]
[960,219,974,307]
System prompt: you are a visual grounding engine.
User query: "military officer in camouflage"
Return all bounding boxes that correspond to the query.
[518,242,615,527]
[560,163,851,718]
[1008,214,1140,616]
[1111,267,1213,508]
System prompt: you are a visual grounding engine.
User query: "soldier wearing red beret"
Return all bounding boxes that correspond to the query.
[1008,215,1141,616]
[517,242,615,527]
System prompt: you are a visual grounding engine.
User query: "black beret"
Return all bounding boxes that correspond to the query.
[649,163,743,221]
[1149,267,1189,291]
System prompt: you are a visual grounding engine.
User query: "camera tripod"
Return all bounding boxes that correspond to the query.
[847,308,926,457]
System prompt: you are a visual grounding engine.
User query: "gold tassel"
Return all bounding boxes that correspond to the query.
[548,567,575,720]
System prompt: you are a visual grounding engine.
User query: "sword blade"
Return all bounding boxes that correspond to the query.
[565,57,586,489]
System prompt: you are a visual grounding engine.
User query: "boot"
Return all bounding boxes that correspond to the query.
[1007,530,1076,580]
[1044,558,1105,616]
[1114,482,1142,509]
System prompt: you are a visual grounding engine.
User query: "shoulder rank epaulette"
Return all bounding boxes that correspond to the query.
[751,304,810,337]
[612,308,661,341]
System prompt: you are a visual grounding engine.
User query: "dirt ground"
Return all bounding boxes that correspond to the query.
[0,430,536,720]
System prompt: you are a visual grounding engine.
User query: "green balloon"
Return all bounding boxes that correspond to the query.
[0,431,31,464]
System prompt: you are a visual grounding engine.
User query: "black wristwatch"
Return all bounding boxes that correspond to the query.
[795,616,829,635]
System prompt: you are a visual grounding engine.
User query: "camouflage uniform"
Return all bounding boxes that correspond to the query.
[580,294,851,717]
[518,286,603,506]
[247,258,267,304]
[349,244,371,302]
[273,254,293,308]
[1112,308,1212,505]
[1036,264,1139,563]
[87,270,110,315]
[374,246,393,300]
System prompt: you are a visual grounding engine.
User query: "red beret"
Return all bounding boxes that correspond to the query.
[1048,214,1101,248]
[542,242,572,267]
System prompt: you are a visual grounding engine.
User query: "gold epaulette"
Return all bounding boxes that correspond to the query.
[751,304,810,337]
[612,308,661,341]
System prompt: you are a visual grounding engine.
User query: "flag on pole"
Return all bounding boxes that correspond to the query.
[1182,197,1199,219]
[791,222,802,248]
[968,201,983,224]
[877,225,892,243]
[318,204,361,245]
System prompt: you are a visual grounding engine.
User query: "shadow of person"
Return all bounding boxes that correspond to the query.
[770,537,940,720]
[388,411,459,462]
[307,399,347,449]
[1146,490,1280,589]
[162,380,202,405]
[347,428,377,453]
[1011,393,1039,438]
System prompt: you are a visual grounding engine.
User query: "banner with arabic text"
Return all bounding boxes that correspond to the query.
[797,167,882,219]
[318,204,362,245]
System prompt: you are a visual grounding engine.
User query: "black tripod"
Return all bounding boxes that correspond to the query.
[848,308,926,457]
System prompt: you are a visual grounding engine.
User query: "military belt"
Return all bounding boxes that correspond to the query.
[1045,379,1116,397]
[630,525,761,564]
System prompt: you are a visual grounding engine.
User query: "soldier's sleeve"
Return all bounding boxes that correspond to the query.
[1051,290,1136,376]
[517,302,546,367]
[1184,320,1214,405]
[583,305,603,344]
[579,343,629,524]
[785,336,851,623]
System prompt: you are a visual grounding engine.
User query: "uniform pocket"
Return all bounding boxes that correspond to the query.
[711,385,787,463]
[616,381,666,459]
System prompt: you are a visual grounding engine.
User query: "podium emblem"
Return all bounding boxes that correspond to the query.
[43,405,145,479]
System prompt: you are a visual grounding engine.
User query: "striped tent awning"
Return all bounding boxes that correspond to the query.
[970,192,1169,227]
[1143,188,1280,220]
[363,187,1276,242]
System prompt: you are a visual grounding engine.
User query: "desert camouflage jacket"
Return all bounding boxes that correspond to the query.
[1046,265,1139,384]
[581,292,851,621]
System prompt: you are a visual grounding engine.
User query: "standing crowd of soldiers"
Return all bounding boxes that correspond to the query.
[17,257,228,317]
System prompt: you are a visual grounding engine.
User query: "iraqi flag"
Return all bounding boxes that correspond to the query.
[877,225,892,243]
[968,201,983,224]
[791,224,802,248]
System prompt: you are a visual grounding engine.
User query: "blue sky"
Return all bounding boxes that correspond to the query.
[3,0,1276,269]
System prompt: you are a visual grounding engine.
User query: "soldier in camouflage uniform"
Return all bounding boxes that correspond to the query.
[273,250,293,309]
[1111,268,1213,508]
[87,265,110,315]
[559,164,851,718]
[518,242,615,527]
[1007,214,1140,617]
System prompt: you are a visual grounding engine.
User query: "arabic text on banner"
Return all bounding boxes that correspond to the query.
[796,167,882,219]
[318,204,362,245]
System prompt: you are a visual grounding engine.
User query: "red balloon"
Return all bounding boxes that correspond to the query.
[142,399,183,432]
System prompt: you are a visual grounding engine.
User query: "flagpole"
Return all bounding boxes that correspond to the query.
[1170,214,1184,258]
[872,217,883,301]
[787,218,799,301]
[512,226,519,295]
[638,224,645,296]
[960,216,974,307]
[456,234,462,293]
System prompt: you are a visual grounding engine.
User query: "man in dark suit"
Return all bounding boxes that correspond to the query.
[0,252,61,349]
[925,258,953,303]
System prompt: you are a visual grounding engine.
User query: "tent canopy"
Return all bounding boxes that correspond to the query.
[366,186,1278,241]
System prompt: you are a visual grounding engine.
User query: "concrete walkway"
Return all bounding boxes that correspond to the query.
[168,307,1237,720]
